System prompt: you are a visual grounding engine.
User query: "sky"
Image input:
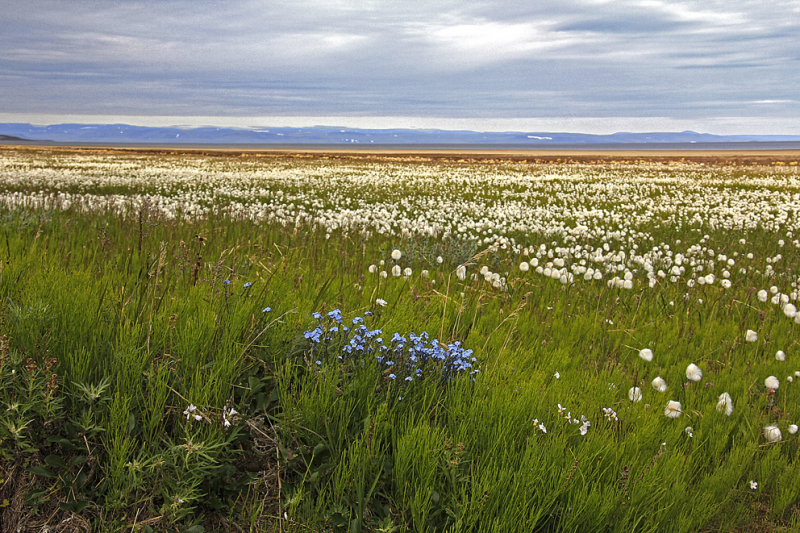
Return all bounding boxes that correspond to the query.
[1,0,798,135]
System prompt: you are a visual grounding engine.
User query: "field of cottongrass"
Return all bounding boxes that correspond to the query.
[0,147,799,532]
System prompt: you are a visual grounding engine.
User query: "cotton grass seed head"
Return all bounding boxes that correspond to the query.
[789,424,799,434]
[716,392,733,416]
[391,249,402,261]
[764,425,782,443]
[665,400,682,418]
[519,261,529,272]
[652,376,667,393]
[686,363,703,382]
[777,350,786,362]
[746,329,758,342]
[765,376,780,389]
[628,387,643,402]
[639,348,653,362]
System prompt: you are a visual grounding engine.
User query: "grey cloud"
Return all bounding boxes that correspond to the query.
[0,0,798,129]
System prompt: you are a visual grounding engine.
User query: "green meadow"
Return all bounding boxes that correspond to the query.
[0,148,799,532]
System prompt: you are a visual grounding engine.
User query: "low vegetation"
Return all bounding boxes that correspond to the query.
[0,148,799,532]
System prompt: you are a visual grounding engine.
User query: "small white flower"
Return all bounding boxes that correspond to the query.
[628,387,643,402]
[686,363,703,382]
[665,400,682,418]
[554,371,560,379]
[403,267,412,278]
[436,256,443,264]
[764,425,782,443]
[750,480,758,490]
[651,376,667,393]
[716,392,733,416]
[380,270,388,278]
[194,414,203,422]
[765,375,780,389]
[183,404,197,420]
[746,329,758,342]
[776,350,786,362]
[639,348,653,362]
[375,298,387,307]
[391,249,402,261]
[789,424,799,434]
[368,264,377,274]
[721,279,731,289]
[788,376,794,383]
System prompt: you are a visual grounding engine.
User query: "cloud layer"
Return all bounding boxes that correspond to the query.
[1,0,798,133]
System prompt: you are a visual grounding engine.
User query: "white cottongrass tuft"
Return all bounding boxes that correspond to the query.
[789,424,799,435]
[757,290,768,302]
[776,350,786,362]
[746,329,758,342]
[716,392,733,416]
[628,387,643,402]
[456,265,467,281]
[652,376,667,393]
[391,249,402,261]
[686,363,703,382]
[519,261,529,272]
[785,303,797,318]
[765,375,780,389]
[664,400,682,418]
[639,348,653,362]
[763,425,782,443]
[391,265,401,277]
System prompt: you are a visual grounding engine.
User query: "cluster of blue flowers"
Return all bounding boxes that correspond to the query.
[303,309,479,388]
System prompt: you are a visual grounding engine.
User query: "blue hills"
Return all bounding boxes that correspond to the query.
[1,123,799,145]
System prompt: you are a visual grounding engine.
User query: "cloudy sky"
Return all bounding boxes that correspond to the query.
[1,0,798,134]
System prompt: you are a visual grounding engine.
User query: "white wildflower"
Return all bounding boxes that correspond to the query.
[686,363,703,382]
[665,400,682,418]
[628,387,643,402]
[764,425,782,443]
[716,392,733,416]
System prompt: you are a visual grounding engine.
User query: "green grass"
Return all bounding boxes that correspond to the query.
[0,149,799,532]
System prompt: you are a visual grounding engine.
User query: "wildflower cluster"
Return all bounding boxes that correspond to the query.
[557,404,591,436]
[303,309,479,393]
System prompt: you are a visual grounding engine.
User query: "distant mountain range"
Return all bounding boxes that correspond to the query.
[1,123,799,145]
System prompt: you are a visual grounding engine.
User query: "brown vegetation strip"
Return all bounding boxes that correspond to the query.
[2,144,799,166]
